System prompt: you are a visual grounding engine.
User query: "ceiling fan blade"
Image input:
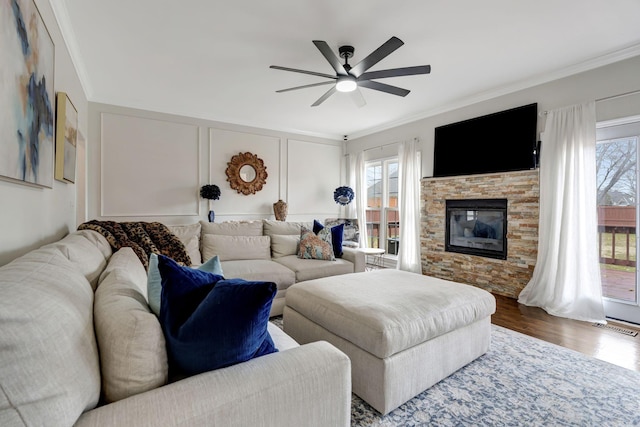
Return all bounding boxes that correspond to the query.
[311,86,337,107]
[358,80,410,97]
[276,81,335,93]
[350,88,366,108]
[359,65,431,81]
[312,40,348,76]
[270,65,336,80]
[349,36,404,77]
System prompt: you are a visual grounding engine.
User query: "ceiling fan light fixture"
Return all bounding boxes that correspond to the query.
[336,75,357,92]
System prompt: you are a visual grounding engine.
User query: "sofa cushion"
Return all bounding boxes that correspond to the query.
[167,223,202,265]
[220,259,296,289]
[200,220,263,236]
[147,253,224,316]
[271,234,300,258]
[274,255,354,282]
[298,227,335,261]
[94,248,168,403]
[202,234,271,262]
[263,219,311,237]
[46,230,112,290]
[157,255,277,376]
[0,246,101,426]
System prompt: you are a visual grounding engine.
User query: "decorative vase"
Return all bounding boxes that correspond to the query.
[208,210,215,223]
[273,200,287,221]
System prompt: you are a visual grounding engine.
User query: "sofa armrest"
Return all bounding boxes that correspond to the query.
[75,341,351,427]
[342,247,365,273]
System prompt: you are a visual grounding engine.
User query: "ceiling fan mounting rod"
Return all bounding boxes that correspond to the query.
[339,45,354,61]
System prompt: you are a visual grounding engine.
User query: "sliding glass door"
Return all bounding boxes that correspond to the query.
[596,117,640,324]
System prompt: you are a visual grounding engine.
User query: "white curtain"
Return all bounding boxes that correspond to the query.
[397,139,422,273]
[518,101,605,323]
[345,153,357,219]
[355,151,369,248]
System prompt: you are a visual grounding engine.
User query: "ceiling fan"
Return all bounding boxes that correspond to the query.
[270,36,431,107]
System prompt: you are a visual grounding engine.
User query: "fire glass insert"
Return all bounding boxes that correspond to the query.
[445,198,507,259]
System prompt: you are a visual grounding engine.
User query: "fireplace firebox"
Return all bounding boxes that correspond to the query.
[445,199,507,259]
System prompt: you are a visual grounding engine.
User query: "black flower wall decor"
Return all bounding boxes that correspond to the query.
[334,186,354,205]
[200,184,221,200]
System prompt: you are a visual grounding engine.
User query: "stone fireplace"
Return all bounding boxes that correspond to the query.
[421,170,539,298]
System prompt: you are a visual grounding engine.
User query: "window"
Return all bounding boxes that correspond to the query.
[365,158,399,255]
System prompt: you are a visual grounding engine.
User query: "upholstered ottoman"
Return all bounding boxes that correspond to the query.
[283,269,496,414]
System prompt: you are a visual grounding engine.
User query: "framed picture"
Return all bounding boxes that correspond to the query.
[55,92,77,183]
[0,0,55,188]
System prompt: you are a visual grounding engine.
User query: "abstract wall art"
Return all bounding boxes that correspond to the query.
[0,0,55,188]
[55,92,77,183]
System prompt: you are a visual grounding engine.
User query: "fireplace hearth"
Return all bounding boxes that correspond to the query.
[445,198,507,259]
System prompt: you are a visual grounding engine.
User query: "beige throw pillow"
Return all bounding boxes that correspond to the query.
[263,220,311,237]
[167,223,202,265]
[94,248,168,403]
[202,234,271,262]
[271,234,300,258]
[200,220,264,236]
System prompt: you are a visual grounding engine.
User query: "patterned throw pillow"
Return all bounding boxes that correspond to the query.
[313,219,344,258]
[298,227,335,261]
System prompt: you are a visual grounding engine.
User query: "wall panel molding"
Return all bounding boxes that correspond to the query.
[288,140,342,215]
[101,113,200,216]
[209,128,280,216]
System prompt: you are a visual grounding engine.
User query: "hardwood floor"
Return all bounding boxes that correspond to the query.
[492,294,640,372]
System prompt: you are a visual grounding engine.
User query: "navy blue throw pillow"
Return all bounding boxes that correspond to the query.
[313,220,344,258]
[157,255,277,376]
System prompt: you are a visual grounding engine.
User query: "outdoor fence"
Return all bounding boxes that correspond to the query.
[598,206,636,267]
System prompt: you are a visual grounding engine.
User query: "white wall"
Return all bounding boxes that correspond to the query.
[0,0,87,266]
[87,103,345,225]
[346,55,640,174]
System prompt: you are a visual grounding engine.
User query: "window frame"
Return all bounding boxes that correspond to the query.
[365,157,399,257]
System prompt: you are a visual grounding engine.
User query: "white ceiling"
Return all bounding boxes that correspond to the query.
[52,0,640,140]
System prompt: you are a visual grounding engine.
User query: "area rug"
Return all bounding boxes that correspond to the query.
[271,317,640,426]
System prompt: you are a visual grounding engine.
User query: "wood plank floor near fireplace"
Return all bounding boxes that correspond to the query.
[492,294,640,372]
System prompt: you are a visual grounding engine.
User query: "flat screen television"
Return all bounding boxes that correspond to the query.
[433,103,538,178]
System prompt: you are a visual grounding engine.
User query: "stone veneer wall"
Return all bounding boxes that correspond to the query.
[421,170,539,298]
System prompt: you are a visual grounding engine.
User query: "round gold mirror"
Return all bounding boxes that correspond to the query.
[226,152,268,195]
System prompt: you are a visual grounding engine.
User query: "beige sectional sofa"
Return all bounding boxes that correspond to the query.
[194,219,366,316]
[0,229,352,426]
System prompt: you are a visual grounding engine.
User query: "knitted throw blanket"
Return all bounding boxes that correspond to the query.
[78,220,191,270]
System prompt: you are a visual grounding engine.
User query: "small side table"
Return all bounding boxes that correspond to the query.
[360,247,386,270]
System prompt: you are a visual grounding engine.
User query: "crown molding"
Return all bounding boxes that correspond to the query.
[348,43,640,140]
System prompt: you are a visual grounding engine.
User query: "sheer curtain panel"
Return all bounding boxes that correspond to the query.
[345,153,357,219]
[518,101,605,323]
[355,151,369,248]
[397,139,422,273]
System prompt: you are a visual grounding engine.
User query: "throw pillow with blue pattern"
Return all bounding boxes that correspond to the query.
[298,227,335,260]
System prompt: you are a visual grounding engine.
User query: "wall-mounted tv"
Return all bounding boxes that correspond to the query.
[433,103,538,178]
